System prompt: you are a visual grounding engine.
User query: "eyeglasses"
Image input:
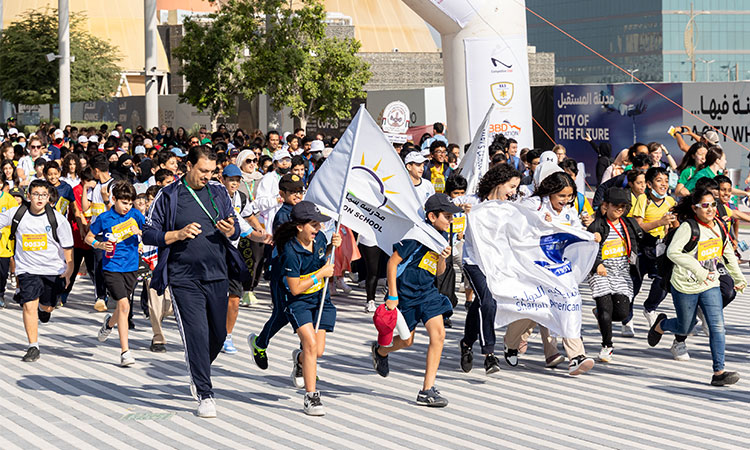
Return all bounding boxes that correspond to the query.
[694,201,717,209]
[29,145,43,149]
[30,192,49,199]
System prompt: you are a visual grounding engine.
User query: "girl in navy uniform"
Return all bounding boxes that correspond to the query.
[274,201,341,416]
[371,193,460,407]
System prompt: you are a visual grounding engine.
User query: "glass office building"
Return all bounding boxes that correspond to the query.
[527,1,750,84]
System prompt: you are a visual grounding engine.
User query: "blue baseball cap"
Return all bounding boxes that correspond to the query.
[171,147,187,158]
[222,164,242,178]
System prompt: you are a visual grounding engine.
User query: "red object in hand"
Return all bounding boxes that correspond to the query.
[373,303,397,346]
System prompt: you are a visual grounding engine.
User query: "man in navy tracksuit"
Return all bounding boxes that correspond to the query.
[143,145,244,418]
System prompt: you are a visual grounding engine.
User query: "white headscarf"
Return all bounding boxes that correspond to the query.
[533,151,564,189]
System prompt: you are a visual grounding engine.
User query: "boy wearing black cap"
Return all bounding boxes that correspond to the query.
[247,172,305,370]
[587,187,643,362]
[371,193,459,407]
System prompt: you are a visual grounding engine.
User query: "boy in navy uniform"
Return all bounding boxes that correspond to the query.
[248,172,305,370]
[371,193,460,407]
[87,181,145,367]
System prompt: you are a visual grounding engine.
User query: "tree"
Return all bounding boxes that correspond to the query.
[227,0,371,129]
[173,12,244,131]
[0,8,120,116]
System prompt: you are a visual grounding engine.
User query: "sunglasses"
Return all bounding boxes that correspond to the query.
[29,145,43,149]
[199,132,207,135]
[244,158,257,163]
[190,140,200,144]
[694,201,717,209]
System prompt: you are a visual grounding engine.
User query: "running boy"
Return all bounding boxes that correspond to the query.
[371,193,459,407]
[0,180,74,361]
[87,181,145,367]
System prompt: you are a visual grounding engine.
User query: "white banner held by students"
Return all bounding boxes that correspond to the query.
[457,103,494,194]
[464,36,533,148]
[306,106,448,255]
[466,201,598,338]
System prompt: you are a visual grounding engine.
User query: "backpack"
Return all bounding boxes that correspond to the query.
[8,203,60,255]
[657,218,727,289]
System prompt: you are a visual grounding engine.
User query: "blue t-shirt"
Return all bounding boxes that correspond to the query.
[47,144,61,161]
[54,181,75,215]
[272,202,293,234]
[89,207,145,272]
[279,232,329,305]
[393,239,442,306]
[168,182,228,282]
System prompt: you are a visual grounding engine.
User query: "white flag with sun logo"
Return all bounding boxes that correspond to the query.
[306,105,449,255]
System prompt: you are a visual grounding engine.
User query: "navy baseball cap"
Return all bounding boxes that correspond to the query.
[291,201,331,223]
[424,193,462,214]
[279,173,304,192]
[222,164,242,178]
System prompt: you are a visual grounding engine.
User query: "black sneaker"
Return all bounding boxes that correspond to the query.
[443,317,452,329]
[248,333,268,370]
[504,346,519,367]
[150,341,166,353]
[484,354,501,374]
[459,339,473,373]
[711,371,740,386]
[371,342,389,377]
[128,319,135,330]
[416,386,448,407]
[647,313,667,347]
[38,308,51,324]
[22,346,40,362]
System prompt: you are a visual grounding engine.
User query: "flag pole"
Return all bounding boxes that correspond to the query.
[314,105,366,332]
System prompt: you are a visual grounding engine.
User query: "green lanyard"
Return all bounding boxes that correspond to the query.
[182,178,220,225]
[242,179,256,202]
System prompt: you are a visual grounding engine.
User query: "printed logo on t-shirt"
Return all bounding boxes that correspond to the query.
[111,217,139,242]
[418,251,439,276]
[697,238,722,262]
[22,233,48,251]
[602,239,626,260]
[300,269,324,294]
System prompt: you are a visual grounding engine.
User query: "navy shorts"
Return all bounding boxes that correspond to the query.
[16,274,65,307]
[228,278,244,298]
[285,298,336,332]
[399,293,453,332]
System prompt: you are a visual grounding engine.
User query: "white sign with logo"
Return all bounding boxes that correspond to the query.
[464,36,533,148]
[381,100,410,143]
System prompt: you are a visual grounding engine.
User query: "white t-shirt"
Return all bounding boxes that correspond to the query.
[413,179,435,205]
[60,175,80,188]
[0,206,73,275]
[519,196,582,228]
[88,177,114,221]
[18,155,49,180]
[252,171,282,230]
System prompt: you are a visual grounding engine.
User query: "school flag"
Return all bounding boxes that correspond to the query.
[466,200,598,338]
[456,103,494,195]
[306,105,448,255]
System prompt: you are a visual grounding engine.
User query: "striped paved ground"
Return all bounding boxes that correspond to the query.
[0,266,749,449]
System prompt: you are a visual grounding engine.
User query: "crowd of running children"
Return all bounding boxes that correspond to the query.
[0,118,746,418]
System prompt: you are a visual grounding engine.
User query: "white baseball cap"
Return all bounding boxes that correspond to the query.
[0,128,4,136]
[88,135,99,143]
[273,149,291,162]
[134,145,146,155]
[77,135,88,143]
[405,151,428,165]
[53,129,64,140]
[310,140,325,153]
[8,128,18,135]
[110,130,120,138]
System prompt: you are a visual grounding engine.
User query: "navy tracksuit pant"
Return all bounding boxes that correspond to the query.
[462,264,497,354]
[170,279,228,399]
[256,277,287,349]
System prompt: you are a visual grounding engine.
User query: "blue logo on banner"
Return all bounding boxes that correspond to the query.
[534,232,584,276]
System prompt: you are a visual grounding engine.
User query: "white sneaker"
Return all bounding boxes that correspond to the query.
[598,346,613,363]
[196,397,217,418]
[98,313,113,342]
[643,309,658,328]
[303,391,325,416]
[670,340,690,361]
[335,277,352,294]
[120,350,135,367]
[291,349,305,389]
[364,300,376,313]
[621,320,635,337]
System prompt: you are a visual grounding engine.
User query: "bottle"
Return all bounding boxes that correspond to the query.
[105,233,117,259]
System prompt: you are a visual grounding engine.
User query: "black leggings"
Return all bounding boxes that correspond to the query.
[360,244,386,302]
[594,293,630,347]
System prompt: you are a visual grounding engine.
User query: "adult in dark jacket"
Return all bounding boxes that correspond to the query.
[584,133,612,185]
[143,145,244,419]
[592,154,651,210]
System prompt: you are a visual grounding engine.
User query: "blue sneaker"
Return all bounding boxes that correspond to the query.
[222,336,237,354]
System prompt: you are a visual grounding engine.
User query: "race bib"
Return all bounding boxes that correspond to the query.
[602,239,626,260]
[89,202,106,217]
[418,251,439,276]
[430,166,445,193]
[300,269,324,294]
[22,234,48,252]
[56,197,70,215]
[697,238,722,262]
[111,217,138,242]
[452,214,466,234]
